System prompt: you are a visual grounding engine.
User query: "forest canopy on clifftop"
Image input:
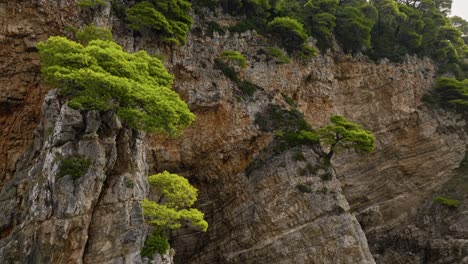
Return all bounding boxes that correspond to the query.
[187,0,468,109]
[192,0,466,77]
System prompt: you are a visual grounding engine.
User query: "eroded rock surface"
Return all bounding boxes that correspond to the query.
[0,0,78,187]
[0,91,150,263]
[0,4,466,264]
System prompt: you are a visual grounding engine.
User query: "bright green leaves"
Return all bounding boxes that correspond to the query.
[128,2,173,33]
[37,36,194,135]
[148,171,198,209]
[142,171,208,232]
[76,25,113,44]
[142,200,208,231]
[141,171,207,258]
[220,50,248,69]
[127,0,192,45]
[317,115,376,159]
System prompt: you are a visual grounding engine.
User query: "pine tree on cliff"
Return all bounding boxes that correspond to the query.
[36,27,194,136]
[317,115,376,164]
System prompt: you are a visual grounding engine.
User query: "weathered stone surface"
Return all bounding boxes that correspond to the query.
[143,14,466,263]
[0,4,467,264]
[0,91,151,264]
[170,148,375,264]
[0,0,79,187]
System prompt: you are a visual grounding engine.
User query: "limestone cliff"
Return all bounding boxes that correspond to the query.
[0,2,467,264]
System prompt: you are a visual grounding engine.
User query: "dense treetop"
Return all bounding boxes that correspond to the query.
[126,0,193,45]
[37,35,195,135]
[142,171,208,232]
[188,0,468,109]
[192,0,466,74]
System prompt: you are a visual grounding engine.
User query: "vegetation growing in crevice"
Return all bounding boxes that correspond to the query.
[214,58,260,96]
[296,183,312,193]
[261,47,291,64]
[141,171,208,257]
[433,196,461,208]
[141,230,170,258]
[57,156,92,179]
[78,0,106,10]
[220,50,248,68]
[249,104,375,179]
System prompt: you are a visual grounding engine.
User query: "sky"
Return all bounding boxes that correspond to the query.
[451,0,468,20]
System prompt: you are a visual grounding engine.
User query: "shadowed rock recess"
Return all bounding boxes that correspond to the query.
[0,2,467,264]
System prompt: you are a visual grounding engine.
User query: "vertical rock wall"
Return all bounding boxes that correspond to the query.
[0,3,466,264]
[0,91,149,263]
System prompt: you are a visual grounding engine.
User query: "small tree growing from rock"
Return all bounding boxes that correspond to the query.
[317,115,376,164]
[141,171,208,258]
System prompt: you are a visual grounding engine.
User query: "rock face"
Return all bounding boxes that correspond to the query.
[0,3,467,264]
[0,91,150,263]
[0,0,78,188]
[169,148,376,264]
[144,14,467,264]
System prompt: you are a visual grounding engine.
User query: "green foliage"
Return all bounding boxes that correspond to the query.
[193,0,219,11]
[148,171,198,209]
[206,21,226,37]
[263,47,291,64]
[434,77,468,110]
[302,0,339,50]
[214,58,259,96]
[221,50,248,68]
[267,17,309,54]
[126,0,192,45]
[142,171,208,232]
[214,58,239,82]
[317,115,376,160]
[335,2,377,53]
[78,0,106,9]
[255,104,311,133]
[58,156,91,179]
[141,230,170,258]
[450,16,468,44]
[277,130,319,150]
[296,183,312,193]
[111,0,127,20]
[37,36,194,135]
[220,0,271,16]
[433,196,461,208]
[281,92,295,106]
[238,80,260,96]
[229,17,268,34]
[76,25,113,44]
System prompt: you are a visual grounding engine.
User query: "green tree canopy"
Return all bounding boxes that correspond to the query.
[127,0,192,45]
[317,115,376,161]
[37,36,195,135]
[142,171,208,232]
[268,16,309,53]
[435,77,468,109]
[302,0,339,50]
[335,1,377,53]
